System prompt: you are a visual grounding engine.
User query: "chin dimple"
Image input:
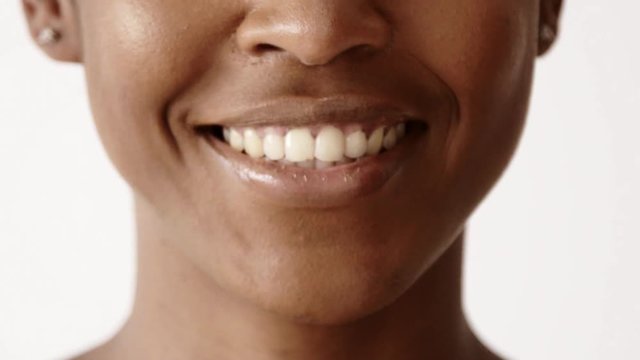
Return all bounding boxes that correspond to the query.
[219,122,408,169]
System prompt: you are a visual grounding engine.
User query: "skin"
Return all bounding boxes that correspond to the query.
[23,0,562,359]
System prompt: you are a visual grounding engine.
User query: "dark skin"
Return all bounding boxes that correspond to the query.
[23,0,562,359]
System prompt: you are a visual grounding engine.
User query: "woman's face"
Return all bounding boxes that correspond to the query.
[46,0,553,323]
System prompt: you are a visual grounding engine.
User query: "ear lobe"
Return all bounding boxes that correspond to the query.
[537,0,563,56]
[22,0,82,63]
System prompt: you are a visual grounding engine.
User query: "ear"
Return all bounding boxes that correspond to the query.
[22,0,82,62]
[537,0,563,56]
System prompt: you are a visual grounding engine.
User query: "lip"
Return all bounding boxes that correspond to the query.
[189,95,430,208]
[188,95,426,128]
[198,122,428,209]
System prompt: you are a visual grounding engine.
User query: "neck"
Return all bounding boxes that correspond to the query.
[106,199,486,360]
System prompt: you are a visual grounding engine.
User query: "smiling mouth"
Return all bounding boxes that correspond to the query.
[197,119,426,170]
[190,96,431,207]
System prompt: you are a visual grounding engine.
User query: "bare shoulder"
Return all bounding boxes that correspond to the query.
[472,336,505,360]
[68,344,112,360]
[477,346,504,360]
[67,336,121,360]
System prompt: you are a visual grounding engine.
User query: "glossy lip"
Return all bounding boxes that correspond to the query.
[190,95,430,208]
[199,123,427,209]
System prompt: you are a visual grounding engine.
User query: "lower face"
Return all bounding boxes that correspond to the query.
[77,0,537,324]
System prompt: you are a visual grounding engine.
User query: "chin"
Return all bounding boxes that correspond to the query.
[155,168,460,326]
[249,263,412,326]
[205,224,442,326]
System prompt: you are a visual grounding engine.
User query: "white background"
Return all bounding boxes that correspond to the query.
[1,1,638,359]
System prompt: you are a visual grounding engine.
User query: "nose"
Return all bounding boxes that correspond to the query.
[235,1,392,66]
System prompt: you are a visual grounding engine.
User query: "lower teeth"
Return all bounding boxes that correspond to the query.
[273,156,371,170]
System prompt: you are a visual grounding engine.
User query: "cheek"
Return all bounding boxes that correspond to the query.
[398,0,538,211]
[78,0,242,201]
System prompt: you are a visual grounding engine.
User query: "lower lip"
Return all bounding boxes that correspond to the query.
[200,129,427,208]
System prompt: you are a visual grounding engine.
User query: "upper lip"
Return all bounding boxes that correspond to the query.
[188,95,426,129]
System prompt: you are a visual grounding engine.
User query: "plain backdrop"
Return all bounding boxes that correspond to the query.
[1,1,638,359]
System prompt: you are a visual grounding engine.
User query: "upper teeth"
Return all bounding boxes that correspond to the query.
[221,123,407,168]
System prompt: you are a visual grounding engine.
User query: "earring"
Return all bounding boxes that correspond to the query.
[37,27,61,45]
[540,24,555,43]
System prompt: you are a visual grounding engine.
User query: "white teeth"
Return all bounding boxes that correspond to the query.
[383,127,397,150]
[396,123,406,139]
[243,128,264,158]
[315,160,334,169]
[285,128,315,162]
[229,128,244,152]
[220,122,410,168]
[345,130,367,159]
[263,130,285,160]
[315,126,345,162]
[367,127,384,155]
[297,160,315,169]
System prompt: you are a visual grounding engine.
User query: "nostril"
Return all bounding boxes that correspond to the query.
[235,4,392,66]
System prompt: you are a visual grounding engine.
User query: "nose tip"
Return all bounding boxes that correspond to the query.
[235,2,391,66]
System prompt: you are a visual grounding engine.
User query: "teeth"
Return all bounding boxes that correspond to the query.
[367,127,384,155]
[315,126,345,162]
[285,128,315,162]
[345,130,367,159]
[335,158,353,166]
[263,130,285,161]
[383,127,397,150]
[229,128,244,152]
[244,128,264,158]
[218,122,410,168]
[396,123,406,139]
[315,160,334,169]
[297,160,315,169]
